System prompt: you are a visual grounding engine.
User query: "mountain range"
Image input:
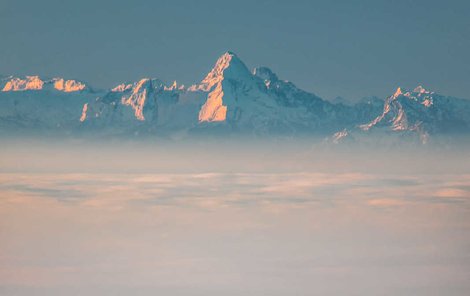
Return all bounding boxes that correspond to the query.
[1,52,470,144]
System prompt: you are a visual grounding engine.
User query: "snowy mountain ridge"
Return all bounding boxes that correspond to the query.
[1,52,469,144]
[1,75,88,93]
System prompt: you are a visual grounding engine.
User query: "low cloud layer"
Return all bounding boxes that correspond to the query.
[0,142,469,296]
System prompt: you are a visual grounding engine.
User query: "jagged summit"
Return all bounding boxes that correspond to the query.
[349,85,470,145]
[120,79,155,121]
[1,53,469,144]
[2,75,44,91]
[413,85,429,94]
[393,87,403,98]
[391,86,434,107]
[190,51,253,92]
[111,78,163,92]
[253,67,279,87]
[189,51,265,123]
[1,75,87,92]
[52,78,87,92]
[360,86,435,132]
[392,85,433,98]
[164,80,185,91]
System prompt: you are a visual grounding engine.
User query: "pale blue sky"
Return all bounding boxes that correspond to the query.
[0,0,469,100]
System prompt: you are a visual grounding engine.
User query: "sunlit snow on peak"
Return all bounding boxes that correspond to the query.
[2,76,44,91]
[52,78,86,92]
[120,78,153,121]
[111,83,134,92]
[196,52,247,122]
[1,76,87,92]
[413,85,430,94]
[164,80,185,91]
[393,87,403,98]
[192,52,237,92]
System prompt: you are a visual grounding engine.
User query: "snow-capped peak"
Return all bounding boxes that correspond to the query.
[2,76,44,91]
[3,52,469,145]
[190,51,252,92]
[111,78,163,93]
[253,67,278,82]
[188,51,256,123]
[117,78,165,121]
[390,86,434,105]
[111,83,134,92]
[253,67,279,88]
[359,85,441,137]
[392,85,433,98]
[393,87,403,98]
[120,78,152,121]
[1,75,87,92]
[164,80,184,91]
[409,86,434,107]
[52,78,87,92]
[413,85,429,94]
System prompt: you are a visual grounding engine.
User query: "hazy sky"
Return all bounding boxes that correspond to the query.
[1,0,469,100]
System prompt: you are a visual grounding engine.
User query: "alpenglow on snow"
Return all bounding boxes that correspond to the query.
[1,52,470,144]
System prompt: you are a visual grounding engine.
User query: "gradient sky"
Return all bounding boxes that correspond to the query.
[1,0,469,100]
